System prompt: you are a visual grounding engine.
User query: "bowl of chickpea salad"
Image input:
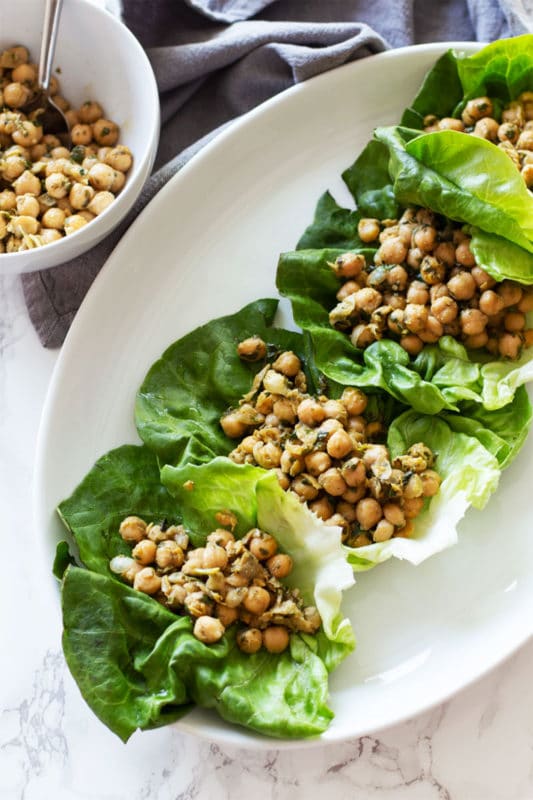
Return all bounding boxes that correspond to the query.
[0,0,159,273]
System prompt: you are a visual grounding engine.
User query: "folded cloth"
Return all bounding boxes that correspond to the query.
[21,0,523,348]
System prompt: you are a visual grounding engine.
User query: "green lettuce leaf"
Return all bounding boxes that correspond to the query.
[57,444,180,576]
[160,457,355,667]
[277,247,533,420]
[135,299,326,468]
[346,411,501,571]
[58,445,352,740]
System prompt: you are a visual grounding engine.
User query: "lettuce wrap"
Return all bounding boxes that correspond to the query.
[57,444,355,741]
[277,36,533,413]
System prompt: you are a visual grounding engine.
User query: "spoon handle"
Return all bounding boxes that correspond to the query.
[38,0,65,93]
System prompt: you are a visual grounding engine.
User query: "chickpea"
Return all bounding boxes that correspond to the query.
[522,164,533,188]
[78,100,104,124]
[356,497,382,530]
[237,628,263,654]
[479,289,505,316]
[304,451,332,476]
[318,468,347,496]
[438,117,465,132]
[373,519,395,542]
[291,474,320,501]
[431,295,458,325]
[132,539,157,565]
[244,586,271,615]
[334,501,356,523]
[87,162,115,191]
[64,214,88,235]
[40,228,63,244]
[11,62,36,83]
[194,616,225,644]
[68,184,94,212]
[460,308,488,336]
[71,123,93,146]
[497,281,523,308]
[156,541,185,570]
[248,531,278,560]
[351,324,376,349]
[12,120,42,147]
[388,308,407,336]
[16,194,39,218]
[353,287,382,315]
[9,214,39,237]
[404,303,429,334]
[455,239,476,267]
[272,350,301,376]
[326,429,353,459]
[378,237,408,264]
[45,172,70,199]
[41,207,66,230]
[262,553,292,579]
[406,280,429,305]
[412,225,437,252]
[13,170,41,196]
[419,470,441,497]
[0,190,16,211]
[216,604,238,628]
[404,474,424,499]
[85,189,114,215]
[110,555,141,582]
[0,46,29,69]
[341,387,368,416]
[433,241,456,267]
[133,567,162,595]
[524,329,533,348]
[462,97,493,125]
[518,289,533,313]
[407,246,424,270]
[386,265,408,292]
[358,217,380,242]
[147,523,172,544]
[276,470,291,490]
[253,440,282,469]
[472,117,499,140]
[341,457,366,487]
[3,81,30,108]
[237,336,266,361]
[471,266,496,291]
[517,130,533,150]
[263,626,290,654]
[503,311,525,333]
[336,280,360,301]
[447,272,476,301]
[308,495,334,521]
[499,332,522,359]
[92,118,120,146]
[383,502,405,528]
[420,255,446,285]
[403,497,425,519]
[400,334,424,356]
[65,109,80,128]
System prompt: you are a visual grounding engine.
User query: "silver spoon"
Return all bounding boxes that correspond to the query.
[21,0,71,145]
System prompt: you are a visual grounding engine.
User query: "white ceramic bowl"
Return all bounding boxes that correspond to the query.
[0,0,159,274]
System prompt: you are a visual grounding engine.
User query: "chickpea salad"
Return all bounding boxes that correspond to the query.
[54,36,533,743]
[0,44,132,252]
[277,35,533,416]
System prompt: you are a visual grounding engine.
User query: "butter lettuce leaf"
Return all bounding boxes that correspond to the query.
[276,247,533,419]
[59,445,351,740]
[346,411,500,571]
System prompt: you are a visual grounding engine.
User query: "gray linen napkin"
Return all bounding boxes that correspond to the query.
[21,0,523,348]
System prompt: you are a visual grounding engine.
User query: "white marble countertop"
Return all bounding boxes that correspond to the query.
[2,266,533,800]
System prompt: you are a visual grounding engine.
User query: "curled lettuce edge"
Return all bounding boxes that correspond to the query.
[345,411,501,571]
